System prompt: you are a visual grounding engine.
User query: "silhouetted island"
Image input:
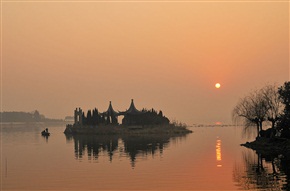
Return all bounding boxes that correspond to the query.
[64,99,192,135]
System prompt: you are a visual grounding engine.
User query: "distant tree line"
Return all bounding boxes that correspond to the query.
[232,82,290,139]
[0,110,63,123]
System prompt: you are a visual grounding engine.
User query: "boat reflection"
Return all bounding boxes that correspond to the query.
[65,134,188,167]
[233,149,290,190]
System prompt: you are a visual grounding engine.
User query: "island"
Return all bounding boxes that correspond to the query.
[64,99,192,135]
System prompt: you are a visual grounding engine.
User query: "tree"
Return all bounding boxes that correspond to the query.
[232,89,268,138]
[87,110,92,125]
[261,84,284,129]
[277,81,290,130]
[92,108,99,126]
[82,112,86,125]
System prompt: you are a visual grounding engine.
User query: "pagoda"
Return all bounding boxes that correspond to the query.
[120,99,145,125]
[102,101,119,124]
[119,99,143,115]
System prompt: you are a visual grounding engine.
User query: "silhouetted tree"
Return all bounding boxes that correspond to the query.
[233,89,268,138]
[87,110,92,125]
[277,82,290,138]
[158,110,163,117]
[82,112,86,125]
[101,113,106,124]
[92,108,99,126]
[122,108,170,126]
[261,84,284,129]
[98,111,102,124]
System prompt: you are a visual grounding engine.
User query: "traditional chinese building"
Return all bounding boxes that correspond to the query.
[102,101,119,124]
[119,99,144,125]
[73,99,168,126]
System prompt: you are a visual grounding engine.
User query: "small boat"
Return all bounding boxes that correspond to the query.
[41,131,50,136]
[41,128,50,136]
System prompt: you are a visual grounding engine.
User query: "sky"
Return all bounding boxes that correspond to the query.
[1,0,289,125]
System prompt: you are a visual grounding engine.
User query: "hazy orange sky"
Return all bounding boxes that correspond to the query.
[1,1,289,124]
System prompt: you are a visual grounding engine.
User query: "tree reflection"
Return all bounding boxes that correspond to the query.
[65,134,119,161]
[121,135,172,168]
[233,149,289,190]
[280,157,290,190]
[65,134,187,167]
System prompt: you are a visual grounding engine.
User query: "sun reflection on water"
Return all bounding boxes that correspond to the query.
[216,138,222,167]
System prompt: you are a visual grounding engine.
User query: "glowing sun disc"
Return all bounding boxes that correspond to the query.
[215,83,221,88]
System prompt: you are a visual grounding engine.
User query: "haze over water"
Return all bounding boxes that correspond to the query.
[2,1,289,190]
[2,1,289,124]
[2,124,289,191]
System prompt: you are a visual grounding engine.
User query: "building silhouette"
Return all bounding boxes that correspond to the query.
[73,99,169,126]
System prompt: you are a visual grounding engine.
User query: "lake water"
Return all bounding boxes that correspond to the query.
[1,123,289,191]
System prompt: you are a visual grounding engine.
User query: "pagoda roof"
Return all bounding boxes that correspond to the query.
[102,101,119,116]
[119,99,143,115]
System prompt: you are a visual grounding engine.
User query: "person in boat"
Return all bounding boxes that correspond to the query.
[41,128,49,135]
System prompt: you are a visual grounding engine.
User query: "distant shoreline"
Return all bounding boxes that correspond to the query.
[0,121,68,127]
[0,111,65,124]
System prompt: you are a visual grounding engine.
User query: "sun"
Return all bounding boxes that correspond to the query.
[215,83,221,89]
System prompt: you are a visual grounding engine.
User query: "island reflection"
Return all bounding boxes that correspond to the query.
[233,149,290,190]
[65,134,188,167]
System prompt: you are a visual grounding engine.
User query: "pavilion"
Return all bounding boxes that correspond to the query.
[102,101,119,124]
[119,99,144,125]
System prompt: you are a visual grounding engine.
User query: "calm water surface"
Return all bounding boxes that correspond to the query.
[1,123,289,190]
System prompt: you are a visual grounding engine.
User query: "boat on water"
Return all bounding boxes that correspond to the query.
[41,128,50,136]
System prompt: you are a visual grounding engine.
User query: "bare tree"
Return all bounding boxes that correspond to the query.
[249,90,269,131]
[232,89,268,138]
[261,84,284,129]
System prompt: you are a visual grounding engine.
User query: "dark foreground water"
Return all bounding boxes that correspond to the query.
[1,123,289,190]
